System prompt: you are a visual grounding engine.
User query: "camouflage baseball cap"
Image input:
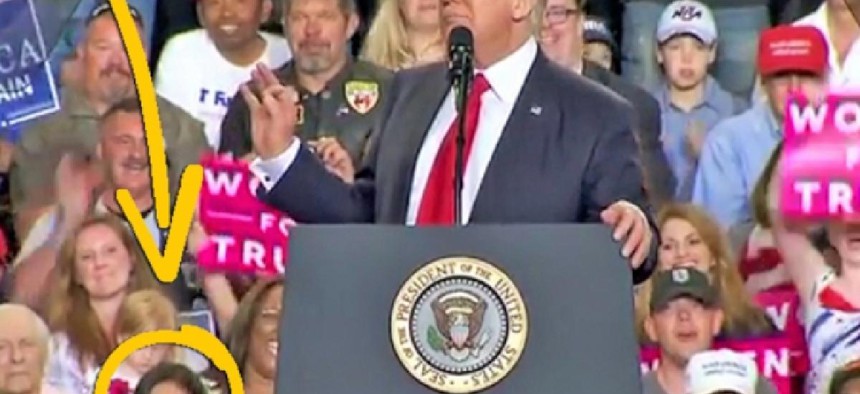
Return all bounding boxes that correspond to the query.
[649,268,717,311]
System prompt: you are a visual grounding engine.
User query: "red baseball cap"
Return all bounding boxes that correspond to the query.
[757,25,828,78]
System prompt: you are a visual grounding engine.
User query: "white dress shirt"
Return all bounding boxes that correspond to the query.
[794,4,860,89]
[251,39,539,225]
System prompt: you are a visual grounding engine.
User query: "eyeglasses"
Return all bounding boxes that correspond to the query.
[544,6,581,25]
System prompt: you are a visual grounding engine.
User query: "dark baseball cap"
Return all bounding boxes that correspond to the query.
[649,268,717,311]
[583,16,617,51]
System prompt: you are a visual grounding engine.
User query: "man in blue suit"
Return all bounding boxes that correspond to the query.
[240,0,658,283]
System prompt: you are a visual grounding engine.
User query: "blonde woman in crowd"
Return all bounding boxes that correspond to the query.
[360,0,443,70]
[42,215,160,394]
[88,290,180,391]
[207,278,284,394]
[770,159,860,393]
[634,203,774,343]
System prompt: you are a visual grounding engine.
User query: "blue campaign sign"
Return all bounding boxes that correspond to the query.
[0,0,60,128]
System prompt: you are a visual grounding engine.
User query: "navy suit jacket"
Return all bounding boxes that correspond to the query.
[261,51,658,284]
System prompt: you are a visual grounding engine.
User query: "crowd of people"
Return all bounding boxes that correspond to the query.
[0,0,859,393]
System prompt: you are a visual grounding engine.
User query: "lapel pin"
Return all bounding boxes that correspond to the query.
[530,106,542,115]
[337,106,350,116]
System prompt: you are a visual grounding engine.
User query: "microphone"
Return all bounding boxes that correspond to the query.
[447,26,474,227]
[448,26,474,87]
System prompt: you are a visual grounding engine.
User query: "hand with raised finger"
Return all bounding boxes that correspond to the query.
[240,64,300,160]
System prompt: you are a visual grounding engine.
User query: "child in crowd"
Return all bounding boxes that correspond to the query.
[133,363,209,394]
[651,0,743,201]
[92,290,180,391]
[582,15,616,72]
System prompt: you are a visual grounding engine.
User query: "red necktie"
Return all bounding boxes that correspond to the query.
[416,74,491,225]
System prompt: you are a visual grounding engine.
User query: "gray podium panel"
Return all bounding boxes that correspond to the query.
[276,225,642,394]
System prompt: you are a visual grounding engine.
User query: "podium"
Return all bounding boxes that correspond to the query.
[276,225,642,394]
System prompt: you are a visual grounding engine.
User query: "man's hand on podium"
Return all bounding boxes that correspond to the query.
[241,64,300,160]
[600,201,652,269]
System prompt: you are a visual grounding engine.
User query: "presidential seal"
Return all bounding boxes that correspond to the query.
[390,257,528,393]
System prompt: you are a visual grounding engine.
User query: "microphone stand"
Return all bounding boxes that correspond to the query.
[451,56,473,227]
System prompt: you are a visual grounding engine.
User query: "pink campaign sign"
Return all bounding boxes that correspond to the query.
[780,93,860,219]
[640,335,792,394]
[196,154,294,275]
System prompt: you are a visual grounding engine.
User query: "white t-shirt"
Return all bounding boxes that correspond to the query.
[155,29,292,148]
[794,4,860,89]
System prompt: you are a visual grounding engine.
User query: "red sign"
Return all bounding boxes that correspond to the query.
[755,289,809,375]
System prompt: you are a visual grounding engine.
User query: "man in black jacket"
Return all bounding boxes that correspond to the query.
[583,62,674,209]
[539,0,675,208]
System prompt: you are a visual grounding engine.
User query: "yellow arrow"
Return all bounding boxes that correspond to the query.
[109,0,203,283]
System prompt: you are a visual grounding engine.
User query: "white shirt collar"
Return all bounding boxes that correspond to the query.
[794,3,860,84]
[478,38,538,104]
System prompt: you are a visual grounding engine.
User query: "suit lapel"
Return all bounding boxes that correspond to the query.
[470,54,556,222]
[390,65,450,223]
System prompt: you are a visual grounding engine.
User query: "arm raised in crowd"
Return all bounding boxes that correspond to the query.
[768,151,829,303]
[10,155,95,308]
[187,222,239,331]
[10,129,57,237]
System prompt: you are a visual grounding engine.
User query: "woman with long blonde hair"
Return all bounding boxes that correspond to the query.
[634,203,774,342]
[360,0,444,70]
[43,215,160,394]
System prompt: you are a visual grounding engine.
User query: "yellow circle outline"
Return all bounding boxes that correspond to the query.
[390,257,529,393]
[93,325,244,394]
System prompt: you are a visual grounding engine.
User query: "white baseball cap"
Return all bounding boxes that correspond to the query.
[686,350,758,394]
[656,0,717,45]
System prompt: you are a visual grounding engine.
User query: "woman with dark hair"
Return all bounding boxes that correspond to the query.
[134,363,207,394]
[207,278,284,394]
